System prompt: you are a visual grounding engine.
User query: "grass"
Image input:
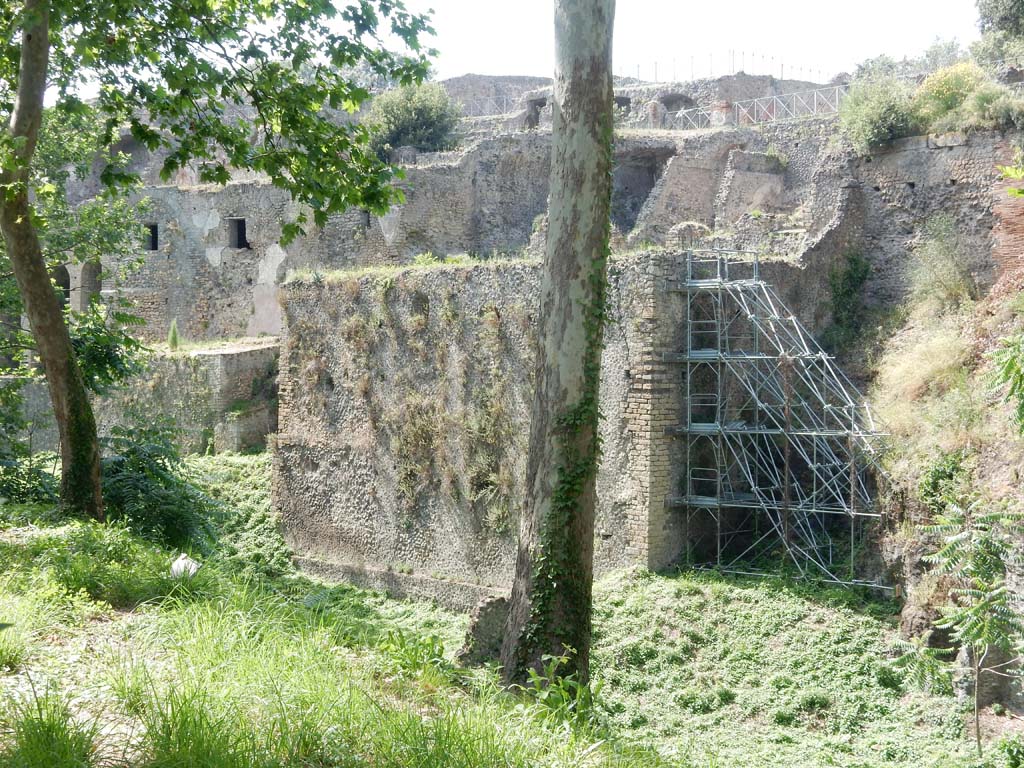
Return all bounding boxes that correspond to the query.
[1,685,98,768]
[0,453,993,767]
[591,568,973,767]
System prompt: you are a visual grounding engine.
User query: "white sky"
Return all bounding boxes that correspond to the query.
[413,0,983,83]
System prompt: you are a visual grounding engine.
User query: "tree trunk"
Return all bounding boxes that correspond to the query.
[500,0,615,685]
[1,0,104,520]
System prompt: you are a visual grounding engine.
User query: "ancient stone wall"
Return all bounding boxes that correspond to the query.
[95,341,279,453]
[273,253,687,608]
[849,131,1013,307]
[6,342,279,455]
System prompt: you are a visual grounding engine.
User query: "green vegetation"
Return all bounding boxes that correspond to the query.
[366,83,462,160]
[2,685,98,768]
[167,319,180,352]
[920,503,1024,756]
[977,0,1024,37]
[839,60,1024,153]
[838,77,918,153]
[823,250,872,350]
[0,452,1007,766]
[992,333,1024,433]
[870,215,994,484]
[590,569,973,767]
[0,454,666,768]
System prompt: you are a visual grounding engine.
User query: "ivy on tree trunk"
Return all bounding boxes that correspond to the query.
[500,0,615,685]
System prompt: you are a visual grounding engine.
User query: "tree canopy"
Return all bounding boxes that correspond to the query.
[1,0,435,516]
[977,0,1024,37]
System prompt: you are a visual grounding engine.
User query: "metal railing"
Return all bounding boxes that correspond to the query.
[734,84,848,126]
[450,95,518,117]
[668,105,713,130]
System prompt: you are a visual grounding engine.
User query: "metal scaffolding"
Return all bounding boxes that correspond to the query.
[668,250,882,587]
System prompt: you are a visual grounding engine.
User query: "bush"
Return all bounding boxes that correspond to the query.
[912,62,988,127]
[919,449,971,515]
[839,77,917,153]
[366,83,461,160]
[909,215,977,310]
[101,422,215,549]
[0,458,57,505]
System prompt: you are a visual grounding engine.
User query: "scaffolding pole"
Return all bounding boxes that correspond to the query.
[668,249,883,588]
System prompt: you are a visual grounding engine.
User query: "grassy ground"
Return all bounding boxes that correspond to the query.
[591,569,976,767]
[0,453,995,767]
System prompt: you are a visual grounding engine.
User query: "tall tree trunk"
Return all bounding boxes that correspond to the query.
[501,0,614,685]
[0,0,104,520]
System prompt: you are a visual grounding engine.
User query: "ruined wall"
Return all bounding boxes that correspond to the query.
[7,343,279,455]
[273,253,686,609]
[850,131,1012,307]
[95,341,279,453]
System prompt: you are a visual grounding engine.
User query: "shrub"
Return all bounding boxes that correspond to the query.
[839,77,917,153]
[971,29,1024,69]
[366,83,461,160]
[166,318,180,351]
[918,449,971,515]
[909,215,977,310]
[912,62,988,127]
[0,458,57,505]
[101,422,215,549]
[992,332,1024,433]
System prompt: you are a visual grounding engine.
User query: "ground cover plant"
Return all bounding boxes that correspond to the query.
[0,452,1005,768]
[0,454,667,768]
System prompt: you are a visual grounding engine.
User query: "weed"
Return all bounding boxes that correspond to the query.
[139,686,263,768]
[519,648,604,730]
[910,216,977,311]
[2,684,98,768]
[823,251,871,351]
[107,655,154,716]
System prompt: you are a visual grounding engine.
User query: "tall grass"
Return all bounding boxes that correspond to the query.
[1,685,98,768]
[126,583,669,768]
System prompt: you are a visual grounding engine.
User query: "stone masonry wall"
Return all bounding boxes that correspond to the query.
[273,253,685,608]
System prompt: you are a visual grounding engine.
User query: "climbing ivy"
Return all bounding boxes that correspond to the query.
[516,156,614,682]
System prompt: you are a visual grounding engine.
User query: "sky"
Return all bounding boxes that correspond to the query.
[409,0,984,83]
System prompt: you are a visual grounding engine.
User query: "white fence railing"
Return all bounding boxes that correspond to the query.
[668,105,713,130]
[733,85,848,125]
[451,95,519,117]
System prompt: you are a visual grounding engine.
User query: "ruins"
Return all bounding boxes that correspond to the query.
[12,72,1023,606]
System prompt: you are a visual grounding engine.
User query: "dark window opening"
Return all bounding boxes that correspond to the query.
[145,223,158,251]
[228,218,250,249]
[659,93,695,112]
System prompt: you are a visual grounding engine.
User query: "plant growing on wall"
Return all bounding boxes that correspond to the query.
[0,0,433,518]
[366,84,462,160]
